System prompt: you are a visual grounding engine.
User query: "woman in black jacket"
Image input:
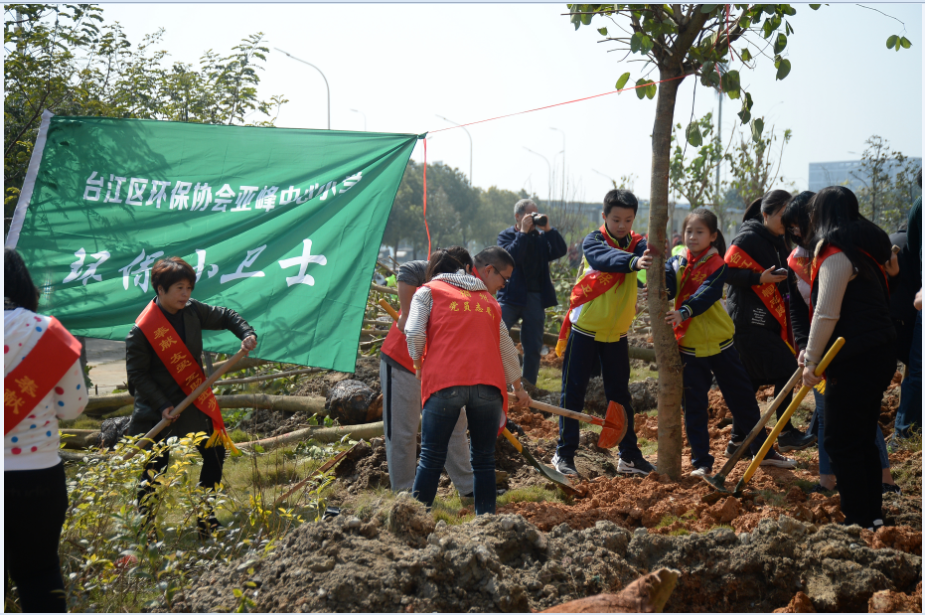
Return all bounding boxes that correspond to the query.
[725,190,815,454]
[126,257,256,536]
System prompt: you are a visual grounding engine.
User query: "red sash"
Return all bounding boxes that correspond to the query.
[672,249,724,343]
[420,280,508,435]
[135,300,238,453]
[4,317,81,435]
[724,245,794,353]
[556,226,642,356]
[787,249,812,287]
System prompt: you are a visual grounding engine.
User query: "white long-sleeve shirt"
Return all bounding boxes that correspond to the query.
[5,308,86,470]
[404,271,522,384]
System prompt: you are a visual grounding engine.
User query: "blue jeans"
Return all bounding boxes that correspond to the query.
[894,310,922,440]
[681,345,769,471]
[558,332,640,461]
[813,388,890,475]
[500,292,545,386]
[412,384,502,515]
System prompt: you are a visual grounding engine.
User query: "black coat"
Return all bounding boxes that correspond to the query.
[125,298,255,436]
[496,226,568,309]
[726,219,797,383]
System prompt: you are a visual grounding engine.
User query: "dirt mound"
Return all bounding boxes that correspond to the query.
[239,409,314,438]
[176,513,921,613]
[862,525,922,556]
[333,437,390,492]
[773,591,816,613]
[294,354,381,398]
[508,404,560,439]
[326,379,379,425]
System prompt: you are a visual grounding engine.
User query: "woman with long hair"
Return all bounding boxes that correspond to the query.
[5,248,86,612]
[724,190,815,456]
[784,192,899,495]
[801,186,898,529]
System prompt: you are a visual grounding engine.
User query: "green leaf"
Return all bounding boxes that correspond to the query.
[686,122,703,147]
[809,4,821,9]
[598,27,608,36]
[773,33,787,54]
[615,72,631,90]
[886,35,898,49]
[646,83,657,99]
[253,444,265,453]
[700,4,719,13]
[737,106,751,124]
[740,47,752,62]
[721,69,741,94]
[580,12,593,26]
[635,78,651,100]
[750,117,765,143]
[901,37,912,49]
[775,58,791,80]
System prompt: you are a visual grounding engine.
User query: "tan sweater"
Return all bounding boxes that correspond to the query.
[805,250,854,366]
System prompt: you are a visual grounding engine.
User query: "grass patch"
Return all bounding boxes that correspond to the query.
[629,366,651,384]
[498,484,567,506]
[655,510,696,529]
[61,416,103,430]
[229,429,251,443]
[536,366,562,392]
[637,437,658,457]
[757,489,787,507]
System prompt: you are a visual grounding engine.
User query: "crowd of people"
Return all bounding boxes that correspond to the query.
[4,171,921,609]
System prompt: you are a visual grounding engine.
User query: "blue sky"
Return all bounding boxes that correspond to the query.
[99,3,923,202]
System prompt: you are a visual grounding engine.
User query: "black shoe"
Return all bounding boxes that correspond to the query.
[551,453,578,476]
[618,457,656,475]
[882,483,902,495]
[777,429,817,453]
[808,482,836,495]
[724,440,753,459]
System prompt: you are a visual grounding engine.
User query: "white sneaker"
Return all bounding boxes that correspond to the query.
[760,451,796,469]
[690,467,711,478]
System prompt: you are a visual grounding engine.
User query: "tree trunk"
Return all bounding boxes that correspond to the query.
[647,69,686,480]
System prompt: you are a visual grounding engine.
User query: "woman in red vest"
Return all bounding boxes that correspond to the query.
[404,248,531,514]
[5,248,86,612]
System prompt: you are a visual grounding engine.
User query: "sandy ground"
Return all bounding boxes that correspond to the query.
[84,338,126,395]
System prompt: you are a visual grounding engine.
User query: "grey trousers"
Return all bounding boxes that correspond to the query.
[380,359,474,494]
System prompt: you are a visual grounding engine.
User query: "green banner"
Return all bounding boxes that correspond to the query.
[8,115,418,372]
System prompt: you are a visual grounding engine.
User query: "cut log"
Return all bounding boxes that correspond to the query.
[59,429,101,449]
[370,283,398,296]
[216,367,323,386]
[541,568,680,613]
[236,421,384,451]
[85,393,328,418]
[211,356,274,373]
[326,380,378,425]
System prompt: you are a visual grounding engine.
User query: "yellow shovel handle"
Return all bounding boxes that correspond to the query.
[378,299,400,321]
[501,428,524,453]
[741,337,845,484]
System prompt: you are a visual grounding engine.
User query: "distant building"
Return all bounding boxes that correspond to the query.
[809,159,922,192]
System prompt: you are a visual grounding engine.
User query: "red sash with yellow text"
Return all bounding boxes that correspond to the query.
[672,249,724,343]
[136,301,238,453]
[556,227,642,356]
[787,249,812,288]
[724,245,794,353]
[4,317,81,435]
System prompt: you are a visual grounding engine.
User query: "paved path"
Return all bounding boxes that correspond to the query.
[85,338,127,396]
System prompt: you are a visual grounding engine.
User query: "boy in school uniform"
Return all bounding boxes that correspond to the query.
[553,189,655,476]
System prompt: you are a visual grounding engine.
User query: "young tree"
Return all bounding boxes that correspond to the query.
[669,112,723,221]
[851,135,922,229]
[725,125,793,209]
[567,3,912,478]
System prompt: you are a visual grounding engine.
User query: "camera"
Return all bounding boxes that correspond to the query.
[531,213,548,227]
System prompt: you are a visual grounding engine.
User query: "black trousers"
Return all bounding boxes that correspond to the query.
[5,462,69,613]
[137,437,226,515]
[824,343,896,528]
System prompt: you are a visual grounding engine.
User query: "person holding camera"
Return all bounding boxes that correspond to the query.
[496,199,567,386]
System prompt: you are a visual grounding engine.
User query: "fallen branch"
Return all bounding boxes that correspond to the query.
[211,356,274,373]
[85,393,328,418]
[235,421,384,451]
[273,441,360,507]
[215,367,324,386]
[370,283,397,296]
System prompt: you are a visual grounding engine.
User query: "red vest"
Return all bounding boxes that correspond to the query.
[380,316,416,373]
[420,280,508,432]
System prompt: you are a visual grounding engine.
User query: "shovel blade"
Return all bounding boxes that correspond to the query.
[521,447,579,495]
[597,400,628,449]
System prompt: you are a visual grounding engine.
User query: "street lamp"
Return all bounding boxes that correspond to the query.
[436,115,473,186]
[591,168,616,186]
[524,147,552,207]
[550,127,566,206]
[350,108,367,131]
[275,48,330,130]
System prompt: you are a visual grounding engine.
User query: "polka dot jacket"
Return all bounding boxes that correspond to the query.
[4,308,86,471]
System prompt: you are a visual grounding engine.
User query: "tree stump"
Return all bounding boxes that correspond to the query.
[326,380,378,425]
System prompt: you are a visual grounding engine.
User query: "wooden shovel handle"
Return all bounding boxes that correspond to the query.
[122,348,249,461]
[511,395,608,428]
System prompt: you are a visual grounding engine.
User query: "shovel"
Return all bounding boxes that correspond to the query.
[510,396,628,449]
[701,365,803,501]
[122,348,249,461]
[728,337,845,497]
[376,301,578,495]
[500,427,579,496]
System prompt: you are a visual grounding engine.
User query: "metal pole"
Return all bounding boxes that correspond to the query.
[524,147,552,207]
[350,108,367,131]
[436,115,472,186]
[275,48,330,130]
[550,127,566,207]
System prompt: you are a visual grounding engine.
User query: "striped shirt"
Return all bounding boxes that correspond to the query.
[404,270,522,384]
